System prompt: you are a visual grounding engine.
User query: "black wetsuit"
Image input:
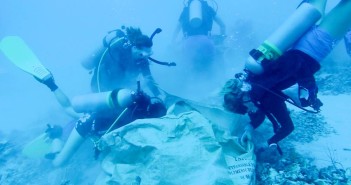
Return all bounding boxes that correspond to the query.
[75,102,149,137]
[248,49,320,144]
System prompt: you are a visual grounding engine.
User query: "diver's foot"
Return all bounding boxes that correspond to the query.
[45,124,63,139]
[44,138,63,160]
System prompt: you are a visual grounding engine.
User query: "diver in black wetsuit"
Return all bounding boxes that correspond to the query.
[223,0,351,157]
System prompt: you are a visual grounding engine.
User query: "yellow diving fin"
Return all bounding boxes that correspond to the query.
[0,36,51,80]
[22,133,52,158]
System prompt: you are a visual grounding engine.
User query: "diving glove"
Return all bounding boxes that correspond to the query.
[299,86,323,111]
[45,124,63,139]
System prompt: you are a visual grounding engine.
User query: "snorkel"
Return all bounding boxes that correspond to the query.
[148,28,176,67]
[150,28,162,40]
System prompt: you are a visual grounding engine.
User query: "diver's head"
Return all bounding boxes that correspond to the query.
[134,34,153,48]
[131,46,153,60]
[222,77,252,115]
[131,34,153,60]
[124,27,153,60]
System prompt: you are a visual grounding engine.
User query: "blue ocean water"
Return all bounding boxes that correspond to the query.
[1,0,349,184]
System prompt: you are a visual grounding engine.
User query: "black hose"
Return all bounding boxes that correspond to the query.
[148,28,176,67]
[150,28,162,41]
[252,82,320,114]
[148,57,176,67]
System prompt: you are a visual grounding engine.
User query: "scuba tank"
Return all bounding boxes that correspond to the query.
[71,91,116,113]
[189,0,203,28]
[245,2,322,75]
[71,89,134,113]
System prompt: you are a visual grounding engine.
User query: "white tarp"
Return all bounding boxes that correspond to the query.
[95,101,256,185]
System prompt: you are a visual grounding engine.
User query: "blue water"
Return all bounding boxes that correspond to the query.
[0,0,348,184]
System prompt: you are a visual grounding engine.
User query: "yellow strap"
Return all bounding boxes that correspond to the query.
[258,41,283,61]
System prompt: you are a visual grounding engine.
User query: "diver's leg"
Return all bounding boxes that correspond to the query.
[261,93,294,145]
[51,114,94,167]
[319,0,351,40]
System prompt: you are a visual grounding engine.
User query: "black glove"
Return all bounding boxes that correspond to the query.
[130,90,151,119]
[132,90,151,107]
[311,98,323,111]
[34,73,58,91]
[299,85,323,111]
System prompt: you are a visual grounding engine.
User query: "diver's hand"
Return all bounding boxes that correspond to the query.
[34,72,58,91]
[239,125,253,147]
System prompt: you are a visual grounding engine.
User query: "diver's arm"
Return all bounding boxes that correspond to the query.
[141,65,162,98]
[145,74,161,97]
[213,16,226,35]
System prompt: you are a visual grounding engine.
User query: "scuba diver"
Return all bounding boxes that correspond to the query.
[222,0,351,158]
[172,0,226,73]
[82,26,174,98]
[172,0,226,40]
[33,26,171,167]
[39,74,167,167]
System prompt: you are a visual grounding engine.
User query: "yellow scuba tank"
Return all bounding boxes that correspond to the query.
[72,91,115,113]
[189,0,203,28]
[71,89,134,113]
[245,2,322,74]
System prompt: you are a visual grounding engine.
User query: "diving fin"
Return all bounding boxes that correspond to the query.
[0,36,51,80]
[22,133,52,158]
[22,122,75,159]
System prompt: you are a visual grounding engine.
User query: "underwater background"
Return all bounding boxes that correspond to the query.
[1,0,350,184]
